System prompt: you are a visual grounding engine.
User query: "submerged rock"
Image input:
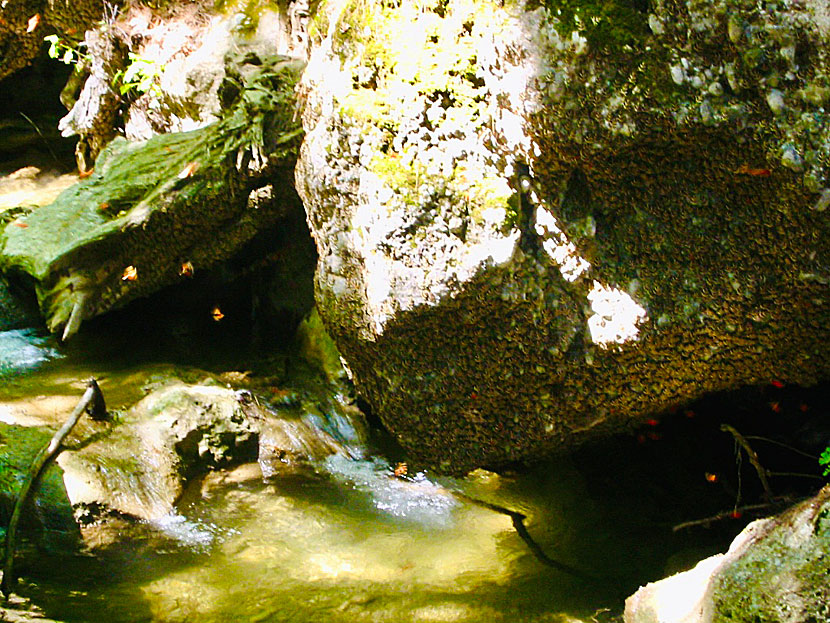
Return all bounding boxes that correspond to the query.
[296,0,830,471]
[54,377,365,524]
[625,486,830,623]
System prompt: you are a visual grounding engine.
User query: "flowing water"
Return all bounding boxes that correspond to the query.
[0,317,756,623]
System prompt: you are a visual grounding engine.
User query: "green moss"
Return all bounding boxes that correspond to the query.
[0,423,75,540]
[0,56,304,334]
[541,0,650,53]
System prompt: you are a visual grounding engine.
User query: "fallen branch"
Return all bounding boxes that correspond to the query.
[671,498,797,532]
[1,379,107,599]
[721,424,774,501]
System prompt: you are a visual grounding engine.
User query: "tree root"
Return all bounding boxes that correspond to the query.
[1,379,107,599]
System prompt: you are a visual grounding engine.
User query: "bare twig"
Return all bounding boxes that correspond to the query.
[721,424,774,501]
[743,436,819,461]
[1,379,107,598]
[671,498,796,532]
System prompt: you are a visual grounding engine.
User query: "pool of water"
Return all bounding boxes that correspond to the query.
[0,322,770,623]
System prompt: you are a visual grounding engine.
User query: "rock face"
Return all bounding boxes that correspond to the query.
[58,379,364,523]
[58,382,260,521]
[296,0,830,471]
[0,55,305,339]
[0,0,107,81]
[625,486,830,623]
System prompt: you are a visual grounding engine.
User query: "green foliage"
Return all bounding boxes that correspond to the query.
[44,34,89,66]
[114,53,165,96]
[543,0,649,52]
[820,447,830,477]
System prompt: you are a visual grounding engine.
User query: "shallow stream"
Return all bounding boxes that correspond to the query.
[2,311,794,623]
[1,174,826,623]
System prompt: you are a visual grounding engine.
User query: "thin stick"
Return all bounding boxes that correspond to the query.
[721,424,774,501]
[672,499,795,532]
[18,112,61,166]
[1,380,103,598]
[743,436,818,460]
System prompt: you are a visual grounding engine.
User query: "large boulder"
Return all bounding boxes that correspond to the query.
[296,0,830,471]
[625,486,830,623]
[0,54,305,339]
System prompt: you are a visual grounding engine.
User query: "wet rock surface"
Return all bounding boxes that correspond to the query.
[57,377,363,525]
[625,486,830,623]
[297,0,830,471]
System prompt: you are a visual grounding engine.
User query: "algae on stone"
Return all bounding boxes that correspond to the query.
[0,55,305,339]
[0,423,77,550]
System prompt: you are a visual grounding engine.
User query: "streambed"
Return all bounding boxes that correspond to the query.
[0,319,776,623]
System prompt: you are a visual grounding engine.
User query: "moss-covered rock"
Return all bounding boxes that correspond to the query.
[708,487,830,622]
[625,487,830,623]
[0,423,78,552]
[0,54,305,339]
[296,0,830,471]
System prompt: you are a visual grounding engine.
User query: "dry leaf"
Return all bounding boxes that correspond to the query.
[179,261,194,277]
[121,265,138,281]
[178,162,199,179]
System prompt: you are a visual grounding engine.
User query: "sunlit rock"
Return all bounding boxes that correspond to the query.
[55,378,366,525]
[58,382,260,522]
[296,0,830,471]
[625,487,830,623]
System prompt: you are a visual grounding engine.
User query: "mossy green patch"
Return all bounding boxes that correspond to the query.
[0,56,304,335]
[541,0,649,53]
[0,423,75,541]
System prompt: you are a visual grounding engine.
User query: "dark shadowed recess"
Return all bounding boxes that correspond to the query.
[0,50,77,173]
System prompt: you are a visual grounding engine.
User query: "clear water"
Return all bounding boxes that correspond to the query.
[0,309,745,623]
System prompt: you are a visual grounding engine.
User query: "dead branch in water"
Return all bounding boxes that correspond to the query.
[721,424,774,501]
[1,379,107,599]
[671,498,798,532]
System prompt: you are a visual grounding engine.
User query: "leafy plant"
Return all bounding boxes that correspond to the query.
[44,34,90,65]
[820,447,830,477]
[114,52,165,96]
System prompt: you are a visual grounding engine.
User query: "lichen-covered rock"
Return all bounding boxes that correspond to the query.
[296,0,830,471]
[57,382,260,521]
[625,486,830,623]
[0,55,305,339]
[51,0,311,165]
